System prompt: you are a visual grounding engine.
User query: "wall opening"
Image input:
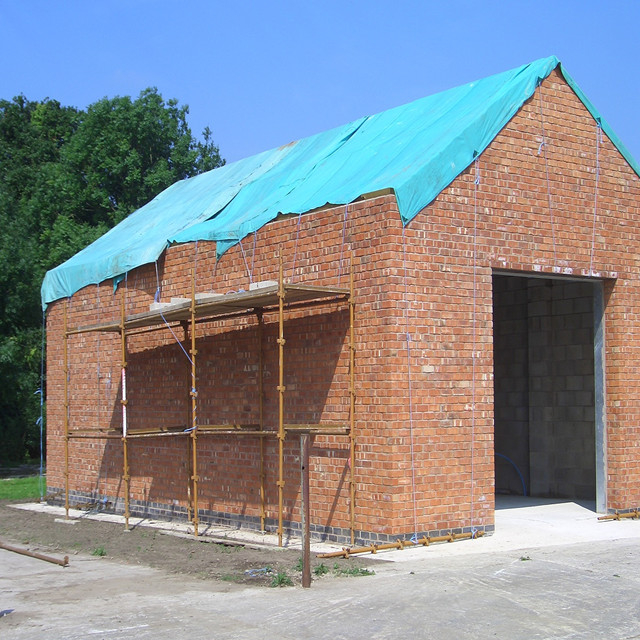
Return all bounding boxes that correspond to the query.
[492,273,605,507]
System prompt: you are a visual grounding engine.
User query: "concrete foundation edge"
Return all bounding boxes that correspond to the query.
[47,487,495,546]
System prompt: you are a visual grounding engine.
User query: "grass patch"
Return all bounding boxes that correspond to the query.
[91,545,107,557]
[0,475,43,501]
[333,562,375,577]
[221,573,245,583]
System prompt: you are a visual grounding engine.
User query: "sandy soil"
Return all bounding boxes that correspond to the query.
[0,500,375,588]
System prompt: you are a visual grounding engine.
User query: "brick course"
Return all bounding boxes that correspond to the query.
[46,69,640,543]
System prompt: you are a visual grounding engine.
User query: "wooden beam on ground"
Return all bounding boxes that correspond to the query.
[0,540,69,567]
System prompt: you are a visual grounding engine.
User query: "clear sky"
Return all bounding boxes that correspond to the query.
[1,1,638,165]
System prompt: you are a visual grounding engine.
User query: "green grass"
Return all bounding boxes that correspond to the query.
[0,475,44,500]
[91,545,107,557]
[221,573,244,583]
[270,571,293,587]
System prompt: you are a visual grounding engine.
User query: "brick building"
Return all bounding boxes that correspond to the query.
[43,56,640,545]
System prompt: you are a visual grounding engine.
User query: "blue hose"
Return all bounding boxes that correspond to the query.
[495,453,527,496]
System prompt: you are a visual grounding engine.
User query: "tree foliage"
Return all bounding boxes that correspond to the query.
[0,89,224,464]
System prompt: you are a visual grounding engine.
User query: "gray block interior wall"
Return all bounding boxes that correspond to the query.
[493,276,596,500]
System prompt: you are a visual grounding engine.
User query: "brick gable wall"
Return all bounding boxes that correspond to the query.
[46,69,640,543]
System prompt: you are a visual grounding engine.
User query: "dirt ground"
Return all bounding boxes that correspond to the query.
[0,499,375,588]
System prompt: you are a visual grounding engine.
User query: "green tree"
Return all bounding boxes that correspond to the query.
[0,89,224,464]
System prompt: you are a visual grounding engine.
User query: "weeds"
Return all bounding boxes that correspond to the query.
[270,571,293,587]
[332,562,375,577]
[221,574,244,583]
[91,545,106,557]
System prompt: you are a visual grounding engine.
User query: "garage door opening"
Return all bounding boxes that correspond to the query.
[492,273,606,512]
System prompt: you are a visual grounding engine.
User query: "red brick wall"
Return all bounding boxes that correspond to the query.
[46,68,640,542]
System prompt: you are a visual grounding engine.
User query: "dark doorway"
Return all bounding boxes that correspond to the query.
[492,274,605,505]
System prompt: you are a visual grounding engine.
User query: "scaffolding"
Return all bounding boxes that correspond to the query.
[62,255,356,546]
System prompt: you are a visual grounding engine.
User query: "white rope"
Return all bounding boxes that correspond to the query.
[401,225,419,541]
[65,296,72,461]
[154,260,197,433]
[238,237,253,284]
[95,281,109,500]
[291,212,304,282]
[154,260,162,303]
[538,82,557,266]
[470,158,480,536]
[37,310,46,500]
[589,123,602,275]
[250,230,257,283]
[154,261,195,368]
[96,283,101,430]
[338,205,349,286]
[194,240,199,285]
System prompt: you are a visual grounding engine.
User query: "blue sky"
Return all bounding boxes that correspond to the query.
[1,1,638,165]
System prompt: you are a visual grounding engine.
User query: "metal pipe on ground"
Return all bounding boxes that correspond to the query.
[598,510,639,521]
[317,530,483,559]
[0,540,69,567]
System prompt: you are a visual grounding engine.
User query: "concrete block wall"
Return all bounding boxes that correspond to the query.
[493,276,530,495]
[47,68,640,543]
[493,276,596,500]
[528,280,595,499]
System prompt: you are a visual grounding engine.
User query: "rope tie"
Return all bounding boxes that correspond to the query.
[538,82,557,266]
[470,158,480,532]
[95,281,109,501]
[155,256,198,433]
[96,283,101,429]
[125,271,131,316]
[291,212,304,282]
[194,240,199,285]
[154,261,161,303]
[238,237,253,284]
[250,231,257,283]
[338,205,349,285]
[154,261,195,369]
[401,225,419,541]
[38,309,46,500]
[589,122,602,275]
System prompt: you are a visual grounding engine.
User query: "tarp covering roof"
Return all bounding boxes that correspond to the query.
[41,55,640,308]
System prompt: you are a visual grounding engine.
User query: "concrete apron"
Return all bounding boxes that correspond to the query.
[379,495,640,565]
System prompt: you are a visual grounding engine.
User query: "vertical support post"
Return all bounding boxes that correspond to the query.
[594,280,607,513]
[301,433,311,588]
[120,287,130,530]
[277,252,286,546]
[349,251,356,546]
[182,321,193,524]
[257,310,266,531]
[63,301,69,520]
[189,269,199,537]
